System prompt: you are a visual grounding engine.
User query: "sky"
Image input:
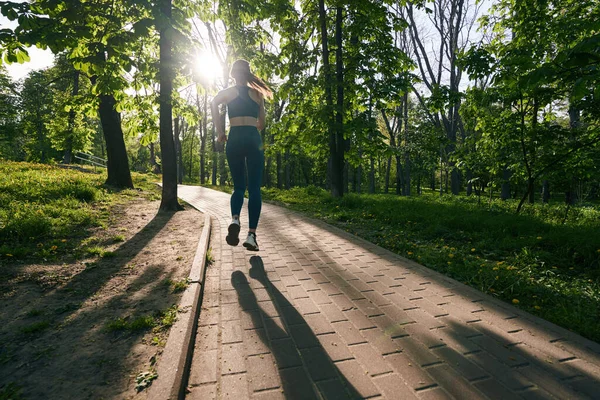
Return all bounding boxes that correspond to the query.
[1,16,55,81]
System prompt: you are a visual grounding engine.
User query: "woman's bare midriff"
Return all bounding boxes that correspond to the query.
[230,116,258,127]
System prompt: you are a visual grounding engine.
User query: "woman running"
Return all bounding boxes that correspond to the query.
[211,59,272,251]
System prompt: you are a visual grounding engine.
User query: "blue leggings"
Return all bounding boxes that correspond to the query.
[226,126,264,229]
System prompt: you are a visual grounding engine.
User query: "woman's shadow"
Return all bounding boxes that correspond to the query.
[231,256,362,399]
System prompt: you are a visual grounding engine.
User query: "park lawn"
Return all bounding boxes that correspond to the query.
[260,186,600,343]
[0,161,204,399]
[0,160,160,262]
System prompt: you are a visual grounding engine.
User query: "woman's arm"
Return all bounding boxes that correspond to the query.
[211,87,236,143]
[257,93,266,131]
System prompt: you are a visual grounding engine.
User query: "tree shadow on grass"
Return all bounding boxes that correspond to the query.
[0,209,186,399]
[230,256,362,399]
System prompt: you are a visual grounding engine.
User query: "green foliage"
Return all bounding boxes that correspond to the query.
[263,187,600,342]
[19,321,50,335]
[105,305,178,333]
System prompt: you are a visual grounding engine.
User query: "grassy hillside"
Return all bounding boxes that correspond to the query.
[0,161,159,262]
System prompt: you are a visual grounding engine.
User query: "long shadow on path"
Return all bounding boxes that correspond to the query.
[231,256,362,399]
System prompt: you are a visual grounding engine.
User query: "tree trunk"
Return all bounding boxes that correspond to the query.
[200,91,207,184]
[384,155,391,194]
[285,149,291,189]
[98,94,133,188]
[501,165,511,200]
[158,0,181,210]
[150,142,160,173]
[369,157,375,194]
[211,124,217,186]
[276,152,282,189]
[318,0,339,197]
[63,69,79,164]
[333,5,345,197]
[218,152,227,186]
[395,155,402,195]
[541,180,550,204]
[402,92,411,196]
[174,116,184,184]
[465,169,473,196]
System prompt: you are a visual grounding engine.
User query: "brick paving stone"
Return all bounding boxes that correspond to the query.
[288,323,320,349]
[426,365,485,400]
[186,383,217,399]
[362,290,392,307]
[518,365,587,399]
[198,306,219,326]
[468,334,530,368]
[240,309,263,330]
[348,342,393,376]
[250,389,285,400]
[220,373,250,400]
[269,337,303,369]
[243,328,270,356]
[278,366,318,399]
[333,320,368,346]
[330,293,355,311]
[319,303,347,323]
[380,304,416,325]
[222,343,247,375]
[304,312,335,335]
[222,319,243,344]
[300,347,339,381]
[372,373,418,399]
[335,359,381,399]
[472,378,520,400]
[279,305,306,326]
[466,349,534,391]
[180,186,600,400]
[346,308,377,330]
[368,313,408,338]
[247,353,280,392]
[354,298,384,317]
[403,321,447,349]
[360,327,402,355]
[188,349,218,385]
[384,352,437,391]
[293,297,320,315]
[416,387,452,400]
[432,346,489,381]
[395,336,442,368]
[316,379,361,400]
[263,316,289,340]
[221,303,242,321]
[568,377,600,398]
[308,288,332,305]
[195,323,219,351]
[317,332,354,362]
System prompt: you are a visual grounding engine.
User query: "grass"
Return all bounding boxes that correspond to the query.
[0,161,160,263]
[19,321,50,335]
[105,305,178,333]
[260,186,600,343]
[0,383,23,400]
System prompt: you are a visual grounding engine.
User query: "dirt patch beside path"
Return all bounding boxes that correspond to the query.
[0,198,204,400]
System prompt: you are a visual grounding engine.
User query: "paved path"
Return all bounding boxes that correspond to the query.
[178,185,600,400]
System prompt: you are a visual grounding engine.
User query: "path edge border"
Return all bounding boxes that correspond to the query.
[148,209,212,400]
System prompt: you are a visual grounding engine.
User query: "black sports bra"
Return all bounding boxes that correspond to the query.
[227,86,259,119]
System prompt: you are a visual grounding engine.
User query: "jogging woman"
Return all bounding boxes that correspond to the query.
[211,59,272,251]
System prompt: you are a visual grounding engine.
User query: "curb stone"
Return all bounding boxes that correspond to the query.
[148,210,212,400]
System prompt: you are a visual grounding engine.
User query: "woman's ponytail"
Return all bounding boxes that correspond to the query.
[230,59,273,99]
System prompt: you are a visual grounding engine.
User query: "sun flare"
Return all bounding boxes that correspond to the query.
[194,52,222,84]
